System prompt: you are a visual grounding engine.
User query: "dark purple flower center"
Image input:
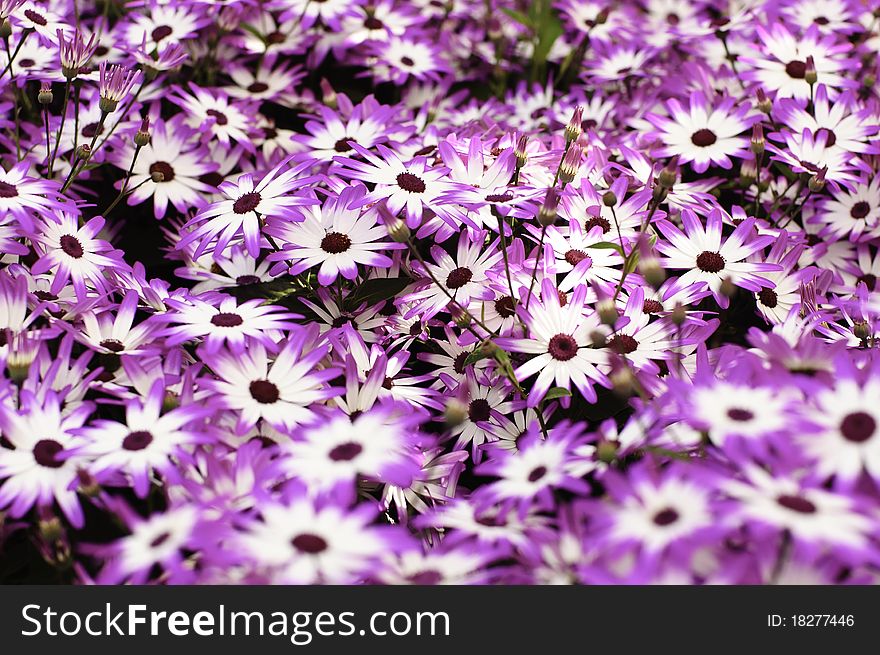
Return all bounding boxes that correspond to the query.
[446,267,473,289]
[408,570,442,584]
[321,231,352,254]
[206,109,229,126]
[564,249,589,266]
[0,181,18,198]
[653,508,679,526]
[839,411,876,443]
[814,16,829,25]
[777,494,816,514]
[60,235,84,258]
[495,295,517,318]
[785,60,807,79]
[727,408,754,421]
[696,251,725,273]
[584,215,611,233]
[666,12,680,25]
[485,192,513,203]
[382,377,394,389]
[122,430,153,451]
[453,351,469,374]
[858,273,877,291]
[328,442,363,461]
[850,201,871,219]
[249,379,280,404]
[211,312,244,327]
[266,31,286,44]
[468,398,491,422]
[331,314,351,328]
[291,533,328,554]
[149,161,175,182]
[364,16,384,30]
[607,334,639,355]
[334,138,354,152]
[548,333,578,361]
[815,128,837,147]
[757,288,778,308]
[527,466,547,482]
[81,121,106,138]
[247,82,269,93]
[35,290,57,301]
[236,275,261,286]
[24,9,47,25]
[691,129,717,147]
[150,532,171,548]
[100,339,125,353]
[643,299,664,314]
[396,172,426,193]
[151,25,173,42]
[33,439,64,468]
[400,56,415,67]
[233,192,261,214]
[200,172,224,187]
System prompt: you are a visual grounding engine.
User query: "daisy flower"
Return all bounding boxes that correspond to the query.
[645,90,760,173]
[269,183,402,285]
[655,209,779,308]
[200,337,341,434]
[767,128,861,191]
[177,156,318,259]
[497,279,611,405]
[295,99,395,162]
[0,161,66,230]
[172,84,258,153]
[371,36,451,85]
[813,174,880,242]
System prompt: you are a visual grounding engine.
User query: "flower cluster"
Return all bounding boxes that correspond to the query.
[1,0,880,585]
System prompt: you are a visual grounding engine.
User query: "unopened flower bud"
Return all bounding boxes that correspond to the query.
[450,304,471,328]
[670,303,687,326]
[589,329,607,348]
[39,516,64,542]
[640,256,666,288]
[610,366,635,397]
[444,398,469,427]
[557,143,581,186]
[756,88,772,114]
[38,82,53,105]
[750,123,764,154]
[77,469,102,498]
[162,392,180,413]
[0,19,11,39]
[150,169,165,183]
[853,320,871,341]
[515,135,529,169]
[387,218,411,243]
[564,106,583,144]
[808,166,827,193]
[658,156,678,189]
[740,158,758,184]
[134,116,151,147]
[602,190,617,207]
[597,439,618,463]
[720,277,737,299]
[320,78,337,109]
[74,143,91,161]
[597,298,617,325]
[538,187,559,226]
[595,8,610,25]
[804,56,817,85]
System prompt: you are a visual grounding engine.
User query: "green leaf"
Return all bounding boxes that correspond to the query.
[543,386,572,401]
[230,276,298,302]
[588,241,626,257]
[533,14,563,66]
[344,276,411,309]
[624,251,641,276]
[463,349,489,367]
[500,8,532,28]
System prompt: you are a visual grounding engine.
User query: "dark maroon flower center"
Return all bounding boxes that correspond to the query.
[291,533,328,554]
[453,351,469,374]
[334,138,354,152]
[35,290,57,301]
[814,16,829,25]
[607,334,639,355]
[233,192,261,214]
[331,314,351,328]
[727,408,754,422]
[666,12,680,25]
[236,275,261,286]
[548,333,578,361]
[495,295,517,318]
[653,508,679,526]
[382,377,394,389]
[446,267,473,289]
[149,161,175,182]
[24,9,47,25]
[584,215,611,233]
[122,430,153,451]
[100,339,125,353]
[696,251,725,273]
[815,128,837,148]
[60,234,84,258]
[757,288,778,308]
[151,25,173,42]
[150,532,171,548]
[527,466,547,482]
[839,411,876,443]
[364,16,384,30]
[858,273,877,291]
[396,172,426,193]
[247,82,269,93]
[266,31,286,44]
[850,201,871,219]
[249,379,280,404]
[468,398,491,422]
[408,570,442,584]
[328,442,363,461]
[785,60,807,79]
[777,494,816,514]
[19,58,34,67]
[206,109,229,126]
[211,312,244,327]
[200,172,224,187]
[400,56,415,67]
[33,439,64,468]
[564,249,589,266]
[263,127,278,140]
[321,231,352,254]
[643,299,664,314]
[691,129,717,147]
[81,121,105,138]
[485,192,513,203]
[0,181,18,198]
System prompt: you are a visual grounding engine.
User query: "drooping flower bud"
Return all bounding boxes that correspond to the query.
[134,116,151,147]
[602,190,617,207]
[808,166,827,193]
[538,187,559,226]
[804,56,817,85]
[387,218,411,243]
[320,78,337,109]
[756,88,772,114]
